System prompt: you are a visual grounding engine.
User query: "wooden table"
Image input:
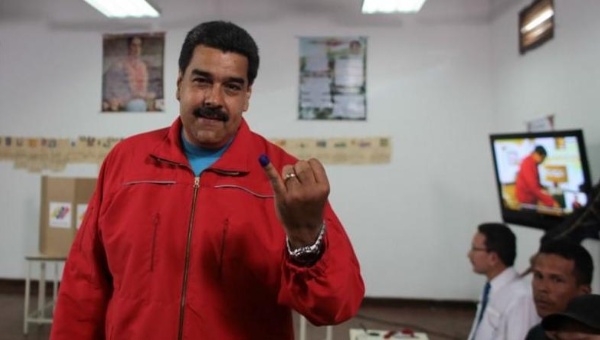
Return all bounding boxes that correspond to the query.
[23,254,66,335]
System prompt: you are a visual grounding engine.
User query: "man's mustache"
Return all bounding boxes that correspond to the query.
[193,107,229,122]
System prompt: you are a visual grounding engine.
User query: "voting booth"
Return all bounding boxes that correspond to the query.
[23,176,97,334]
[39,176,97,256]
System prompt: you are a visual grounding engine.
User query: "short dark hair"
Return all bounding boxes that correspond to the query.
[478,223,516,267]
[538,239,594,286]
[534,145,547,157]
[178,21,260,85]
[542,294,600,332]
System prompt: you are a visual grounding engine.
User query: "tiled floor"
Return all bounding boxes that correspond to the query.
[0,291,475,340]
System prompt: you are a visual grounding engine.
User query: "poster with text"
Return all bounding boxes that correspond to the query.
[102,32,165,113]
[299,37,367,120]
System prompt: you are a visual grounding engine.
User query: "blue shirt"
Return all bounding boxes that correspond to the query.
[180,131,230,176]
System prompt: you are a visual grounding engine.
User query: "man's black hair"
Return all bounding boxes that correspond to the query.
[178,21,260,85]
[538,239,594,285]
[478,223,516,267]
[534,145,547,157]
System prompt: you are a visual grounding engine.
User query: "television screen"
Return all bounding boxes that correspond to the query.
[489,129,592,230]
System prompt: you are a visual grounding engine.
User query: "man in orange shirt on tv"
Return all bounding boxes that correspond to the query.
[515,146,559,209]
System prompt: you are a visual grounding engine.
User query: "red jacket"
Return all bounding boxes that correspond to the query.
[51,118,364,340]
[515,155,555,207]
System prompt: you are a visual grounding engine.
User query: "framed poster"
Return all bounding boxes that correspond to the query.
[102,32,165,113]
[299,37,367,120]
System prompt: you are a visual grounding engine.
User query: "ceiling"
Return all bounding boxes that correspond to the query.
[0,0,523,31]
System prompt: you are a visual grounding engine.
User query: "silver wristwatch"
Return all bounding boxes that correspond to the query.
[286,222,326,265]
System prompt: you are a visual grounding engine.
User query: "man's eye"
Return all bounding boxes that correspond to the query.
[225,83,242,91]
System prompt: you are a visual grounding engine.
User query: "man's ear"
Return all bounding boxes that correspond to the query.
[578,284,592,295]
[488,252,501,267]
[243,85,252,112]
[176,72,183,101]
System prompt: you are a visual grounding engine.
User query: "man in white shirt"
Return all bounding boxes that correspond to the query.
[467,223,540,340]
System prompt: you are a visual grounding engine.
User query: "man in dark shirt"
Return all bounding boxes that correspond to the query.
[525,240,594,340]
[541,294,600,340]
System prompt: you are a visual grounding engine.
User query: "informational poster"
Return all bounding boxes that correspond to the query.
[102,32,165,113]
[271,136,391,164]
[0,134,390,171]
[526,114,555,132]
[49,202,72,229]
[0,136,122,173]
[299,37,367,120]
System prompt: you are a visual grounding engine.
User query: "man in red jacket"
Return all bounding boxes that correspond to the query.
[515,145,559,209]
[51,21,364,340]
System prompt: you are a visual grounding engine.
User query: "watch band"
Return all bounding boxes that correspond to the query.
[286,222,326,264]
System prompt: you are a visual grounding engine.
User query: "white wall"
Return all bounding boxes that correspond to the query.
[248,16,496,300]
[11,4,597,301]
[0,14,497,300]
[0,22,179,281]
[491,0,600,293]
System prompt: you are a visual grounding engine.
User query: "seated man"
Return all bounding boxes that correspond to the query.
[467,223,539,340]
[541,294,600,340]
[526,240,594,340]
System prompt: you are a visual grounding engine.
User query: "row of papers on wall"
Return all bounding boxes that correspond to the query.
[0,136,392,173]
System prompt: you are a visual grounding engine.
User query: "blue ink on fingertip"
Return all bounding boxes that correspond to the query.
[258,154,270,167]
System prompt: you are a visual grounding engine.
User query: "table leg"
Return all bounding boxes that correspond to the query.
[39,261,46,319]
[53,262,59,313]
[23,261,31,335]
[299,314,307,340]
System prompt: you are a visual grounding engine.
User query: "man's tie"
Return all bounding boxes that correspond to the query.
[477,282,491,326]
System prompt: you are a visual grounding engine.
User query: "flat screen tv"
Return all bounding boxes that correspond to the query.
[489,129,593,231]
